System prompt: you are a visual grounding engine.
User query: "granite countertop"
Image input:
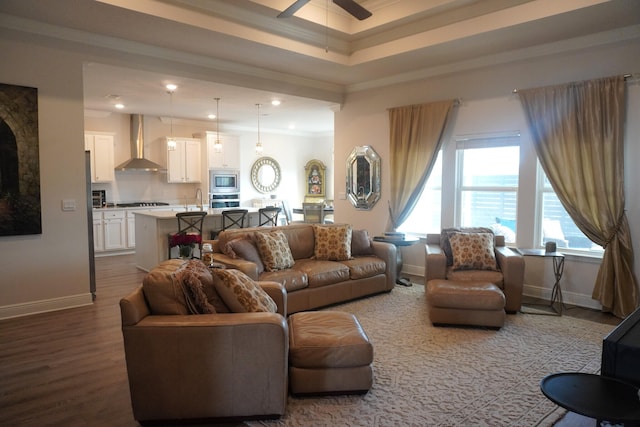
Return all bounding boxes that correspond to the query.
[93,204,202,211]
[133,207,259,218]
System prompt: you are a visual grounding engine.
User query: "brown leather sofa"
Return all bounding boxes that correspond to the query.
[120,280,289,423]
[424,232,525,313]
[208,223,397,314]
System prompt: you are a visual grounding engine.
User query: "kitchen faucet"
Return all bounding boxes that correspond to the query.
[195,188,203,211]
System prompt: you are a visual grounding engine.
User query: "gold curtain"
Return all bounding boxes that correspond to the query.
[518,76,638,318]
[388,100,455,230]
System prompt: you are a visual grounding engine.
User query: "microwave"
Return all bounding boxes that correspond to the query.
[210,169,239,193]
[92,190,106,208]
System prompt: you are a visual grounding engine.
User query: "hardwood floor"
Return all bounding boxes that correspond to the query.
[0,256,622,426]
[0,255,146,427]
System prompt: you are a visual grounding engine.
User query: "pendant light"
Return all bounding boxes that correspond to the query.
[255,103,263,155]
[213,97,222,153]
[166,84,177,151]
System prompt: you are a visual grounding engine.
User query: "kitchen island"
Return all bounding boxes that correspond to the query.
[134,208,259,271]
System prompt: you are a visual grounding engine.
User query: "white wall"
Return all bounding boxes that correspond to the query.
[237,131,333,208]
[333,41,640,309]
[0,31,93,317]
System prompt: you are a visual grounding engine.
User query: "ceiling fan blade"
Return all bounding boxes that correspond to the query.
[332,0,372,20]
[277,0,311,18]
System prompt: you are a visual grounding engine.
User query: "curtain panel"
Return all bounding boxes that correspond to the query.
[518,76,638,318]
[388,100,455,230]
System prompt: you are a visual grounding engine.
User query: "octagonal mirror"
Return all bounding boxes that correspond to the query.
[346,146,381,210]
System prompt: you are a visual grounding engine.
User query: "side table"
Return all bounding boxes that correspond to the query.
[540,372,640,424]
[518,248,565,315]
[373,236,419,286]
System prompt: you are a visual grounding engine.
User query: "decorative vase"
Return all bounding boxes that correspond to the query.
[179,244,193,259]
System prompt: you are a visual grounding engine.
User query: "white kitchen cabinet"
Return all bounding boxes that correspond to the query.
[93,211,104,252]
[126,211,136,248]
[102,210,126,250]
[85,132,115,182]
[167,137,201,183]
[203,132,240,169]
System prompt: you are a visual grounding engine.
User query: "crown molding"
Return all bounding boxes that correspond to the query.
[0,12,345,103]
[347,24,640,93]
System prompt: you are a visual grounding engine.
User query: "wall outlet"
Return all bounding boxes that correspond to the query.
[62,199,76,211]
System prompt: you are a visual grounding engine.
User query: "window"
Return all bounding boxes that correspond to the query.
[538,168,603,253]
[456,135,520,243]
[397,129,603,257]
[397,151,442,235]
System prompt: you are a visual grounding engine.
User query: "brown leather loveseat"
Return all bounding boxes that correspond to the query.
[209,223,397,313]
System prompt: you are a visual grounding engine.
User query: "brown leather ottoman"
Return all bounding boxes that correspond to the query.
[288,311,373,395]
[426,279,506,328]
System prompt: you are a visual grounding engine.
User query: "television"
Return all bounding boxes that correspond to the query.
[601,306,640,386]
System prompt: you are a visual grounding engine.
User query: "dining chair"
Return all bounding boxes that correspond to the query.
[302,202,325,224]
[168,211,207,259]
[258,206,281,227]
[280,200,293,225]
[211,209,249,239]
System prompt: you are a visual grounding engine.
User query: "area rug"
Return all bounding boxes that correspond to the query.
[248,284,615,427]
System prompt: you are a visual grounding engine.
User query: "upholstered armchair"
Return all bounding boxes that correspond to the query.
[119,274,289,423]
[425,229,525,313]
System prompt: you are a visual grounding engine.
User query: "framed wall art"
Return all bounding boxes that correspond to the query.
[304,159,326,203]
[0,83,41,236]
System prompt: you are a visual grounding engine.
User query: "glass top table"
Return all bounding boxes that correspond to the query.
[517,248,565,315]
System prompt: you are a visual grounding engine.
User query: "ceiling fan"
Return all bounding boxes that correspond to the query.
[278,0,372,21]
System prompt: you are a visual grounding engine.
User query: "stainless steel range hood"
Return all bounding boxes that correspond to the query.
[115,115,165,172]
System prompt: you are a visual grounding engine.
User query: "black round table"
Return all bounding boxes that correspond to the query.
[540,373,640,423]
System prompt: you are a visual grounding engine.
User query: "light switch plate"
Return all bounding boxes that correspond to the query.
[62,199,76,211]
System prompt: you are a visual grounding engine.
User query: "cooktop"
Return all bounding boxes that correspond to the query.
[115,202,170,207]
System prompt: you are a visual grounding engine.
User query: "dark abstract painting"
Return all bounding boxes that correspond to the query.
[0,83,41,236]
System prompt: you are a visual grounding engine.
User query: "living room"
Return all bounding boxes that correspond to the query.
[1,0,639,320]
[1,0,640,424]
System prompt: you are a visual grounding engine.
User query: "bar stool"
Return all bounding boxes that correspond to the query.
[258,206,281,227]
[168,211,207,259]
[211,209,248,239]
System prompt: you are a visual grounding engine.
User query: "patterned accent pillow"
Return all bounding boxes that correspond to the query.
[441,227,494,266]
[211,269,277,313]
[253,230,295,272]
[313,224,353,261]
[448,232,498,271]
[173,259,217,314]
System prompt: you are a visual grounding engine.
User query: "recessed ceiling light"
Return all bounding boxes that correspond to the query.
[288,123,296,130]
[115,103,125,109]
[165,83,177,91]
[271,100,281,106]
[208,114,216,120]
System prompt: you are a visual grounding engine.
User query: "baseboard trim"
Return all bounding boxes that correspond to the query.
[0,293,94,320]
[523,284,602,310]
